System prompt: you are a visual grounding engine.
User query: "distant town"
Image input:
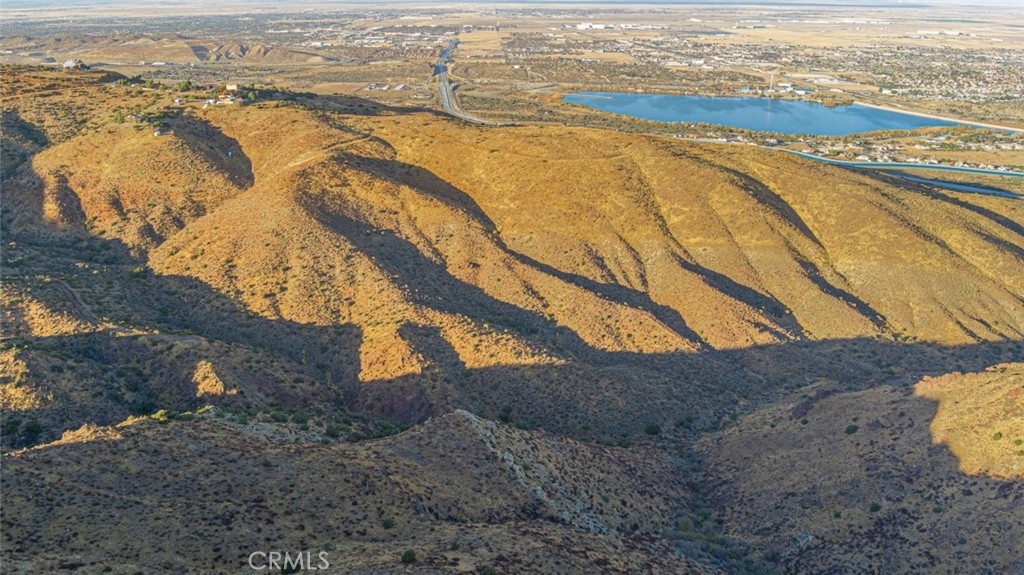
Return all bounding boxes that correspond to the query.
[3,3,1021,173]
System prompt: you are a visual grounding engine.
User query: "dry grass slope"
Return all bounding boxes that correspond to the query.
[696,368,1024,574]
[2,67,1022,574]
[1,412,713,574]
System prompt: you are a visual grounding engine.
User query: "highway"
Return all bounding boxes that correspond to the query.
[433,39,499,126]
[788,151,1024,178]
[788,151,1022,198]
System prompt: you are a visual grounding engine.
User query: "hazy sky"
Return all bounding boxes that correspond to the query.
[4,0,1023,11]
[3,0,1022,4]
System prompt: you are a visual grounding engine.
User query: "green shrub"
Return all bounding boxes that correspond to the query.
[992,432,1003,440]
[2,418,21,438]
[23,419,43,441]
[644,422,662,436]
[482,568,497,575]
[401,550,416,564]
[845,425,859,435]
[382,518,396,530]
[498,405,513,424]
[869,503,881,513]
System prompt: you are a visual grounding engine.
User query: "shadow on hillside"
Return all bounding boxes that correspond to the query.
[173,115,254,188]
[188,45,209,61]
[400,323,464,371]
[341,153,498,227]
[4,152,1023,449]
[367,336,1022,441]
[695,376,1024,573]
[0,110,49,179]
[297,191,587,354]
[3,381,1022,575]
[300,93,442,118]
[3,101,1023,574]
[347,148,912,344]
[1,254,365,448]
[2,121,254,257]
[868,170,1024,236]
[2,164,365,447]
[673,254,804,338]
[863,168,1023,200]
[4,165,99,246]
[341,152,711,347]
[378,323,466,420]
[0,250,367,444]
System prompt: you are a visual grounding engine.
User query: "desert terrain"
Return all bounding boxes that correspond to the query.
[1,61,1022,573]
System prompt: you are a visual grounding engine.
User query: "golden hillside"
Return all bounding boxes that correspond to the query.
[2,66,1023,573]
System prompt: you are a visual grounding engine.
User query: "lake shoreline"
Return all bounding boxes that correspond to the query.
[563,90,1019,135]
[563,91,970,135]
[851,101,1022,133]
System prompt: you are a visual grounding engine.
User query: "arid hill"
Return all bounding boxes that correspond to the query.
[0,34,337,65]
[696,363,1024,574]
[2,66,1022,573]
[3,411,715,574]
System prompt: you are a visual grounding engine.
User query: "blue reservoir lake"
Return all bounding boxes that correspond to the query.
[564,91,966,135]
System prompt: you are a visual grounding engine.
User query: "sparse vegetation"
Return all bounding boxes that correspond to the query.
[1,60,1022,575]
